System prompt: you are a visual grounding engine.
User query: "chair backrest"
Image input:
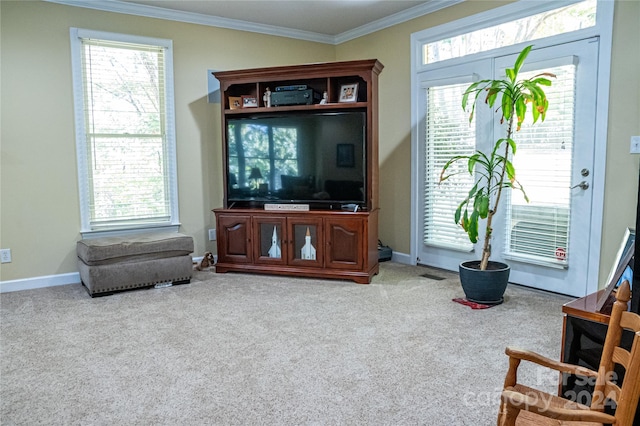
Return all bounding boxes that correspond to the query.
[592,280,640,424]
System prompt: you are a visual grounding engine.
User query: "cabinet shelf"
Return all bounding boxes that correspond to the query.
[224,102,369,114]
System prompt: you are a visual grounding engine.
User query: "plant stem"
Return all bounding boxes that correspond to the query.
[480,112,515,270]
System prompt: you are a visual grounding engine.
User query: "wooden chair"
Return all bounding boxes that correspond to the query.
[497,280,640,425]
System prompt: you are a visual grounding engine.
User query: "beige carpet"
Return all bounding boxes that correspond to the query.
[1,262,572,425]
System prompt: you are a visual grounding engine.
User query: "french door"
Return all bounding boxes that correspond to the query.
[416,39,599,297]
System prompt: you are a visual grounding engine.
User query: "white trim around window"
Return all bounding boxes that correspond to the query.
[70,28,180,238]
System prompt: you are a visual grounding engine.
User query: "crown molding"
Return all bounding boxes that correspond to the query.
[335,0,464,44]
[45,0,463,45]
[45,0,335,43]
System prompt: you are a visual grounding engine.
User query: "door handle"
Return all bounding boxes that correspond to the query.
[571,181,589,190]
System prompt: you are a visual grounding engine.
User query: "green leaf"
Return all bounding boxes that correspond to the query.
[531,100,540,123]
[477,194,489,218]
[462,81,486,109]
[454,205,462,225]
[540,98,549,121]
[526,83,545,102]
[515,97,526,129]
[505,68,516,83]
[440,155,472,182]
[468,210,479,243]
[461,209,469,230]
[468,154,480,174]
[513,45,533,75]
[467,182,479,199]
[530,72,556,85]
[501,92,513,121]
[505,160,516,181]
[485,88,498,107]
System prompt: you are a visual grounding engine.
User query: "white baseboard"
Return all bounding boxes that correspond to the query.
[391,251,412,265]
[4,252,415,293]
[1,254,218,294]
[1,272,81,293]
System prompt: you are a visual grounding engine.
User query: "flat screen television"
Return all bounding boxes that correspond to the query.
[225,110,367,209]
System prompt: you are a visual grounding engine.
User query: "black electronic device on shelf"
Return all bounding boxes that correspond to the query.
[270,89,321,106]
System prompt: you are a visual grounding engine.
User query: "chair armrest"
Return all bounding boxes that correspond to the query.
[505,346,598,378]
[501,389,616,423]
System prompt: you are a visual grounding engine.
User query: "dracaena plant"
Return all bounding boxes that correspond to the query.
[439,45,555,271]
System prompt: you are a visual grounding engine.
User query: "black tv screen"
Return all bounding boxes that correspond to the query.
[226,111,367,209]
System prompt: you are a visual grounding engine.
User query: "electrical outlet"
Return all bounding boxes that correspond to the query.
[208,229,216,241]
[630,136,640,154]
[0,249,12,263]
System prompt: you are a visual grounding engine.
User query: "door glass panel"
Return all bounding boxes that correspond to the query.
[294,224,317,260]
[259,223,282,259]
[423,82,476,251]
[504,63,576,267]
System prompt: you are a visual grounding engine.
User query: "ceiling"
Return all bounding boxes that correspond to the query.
[48,0,463,44]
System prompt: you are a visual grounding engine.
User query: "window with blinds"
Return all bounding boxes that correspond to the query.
[423,82,476,251]
[504,63,576,266]
[71,29,178,234]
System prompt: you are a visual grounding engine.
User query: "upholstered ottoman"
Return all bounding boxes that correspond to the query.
[77,232,194,297]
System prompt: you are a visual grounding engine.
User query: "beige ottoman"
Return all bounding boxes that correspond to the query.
[77,232,194,297]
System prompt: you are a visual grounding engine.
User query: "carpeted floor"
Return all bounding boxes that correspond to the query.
[1,262,572,425]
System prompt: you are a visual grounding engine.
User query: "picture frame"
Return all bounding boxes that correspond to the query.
[229,96,242,110]
[336,143,355,168]
[339,83,359,103]
[597,227,635,312]
[242,96,258,108]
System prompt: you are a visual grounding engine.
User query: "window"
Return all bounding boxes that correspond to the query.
[423,0,596,64]
[70,28,178,235]
[228,123,299,190]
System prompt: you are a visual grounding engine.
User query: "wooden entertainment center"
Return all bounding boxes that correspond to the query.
[212,60,383,284]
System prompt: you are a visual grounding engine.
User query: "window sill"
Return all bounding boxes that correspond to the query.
[80,223,181,240]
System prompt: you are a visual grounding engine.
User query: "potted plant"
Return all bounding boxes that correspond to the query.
[439,45,554,304]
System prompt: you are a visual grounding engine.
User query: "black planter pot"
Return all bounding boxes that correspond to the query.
[458,260,510,305]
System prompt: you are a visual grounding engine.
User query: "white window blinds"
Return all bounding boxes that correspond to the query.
[71,29,178,234]
[423,82,475,251]
[504,63,576,266]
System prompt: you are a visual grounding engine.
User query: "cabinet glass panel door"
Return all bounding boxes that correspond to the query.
[289,218,323,267]
[253,217,286,265]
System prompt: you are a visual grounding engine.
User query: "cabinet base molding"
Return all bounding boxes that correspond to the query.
[214,262,379,284]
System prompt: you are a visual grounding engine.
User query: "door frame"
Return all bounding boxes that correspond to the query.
[409,0,614,295]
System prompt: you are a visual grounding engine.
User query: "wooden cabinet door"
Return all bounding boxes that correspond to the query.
[217,215,252,264]
[287,217,324,268]
[325,217,363,269]
[252,216,287,265]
